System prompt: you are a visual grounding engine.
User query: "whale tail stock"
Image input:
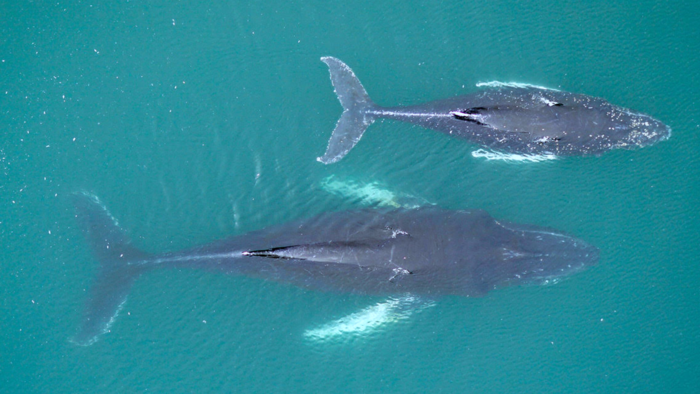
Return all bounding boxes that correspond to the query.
[70,192,150,346]
[318,57,379,164]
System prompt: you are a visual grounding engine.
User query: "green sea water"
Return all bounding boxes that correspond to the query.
[2,1,699,392]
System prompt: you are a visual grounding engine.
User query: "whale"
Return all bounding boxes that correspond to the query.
[70,192,598,345]
[317,57,671,164]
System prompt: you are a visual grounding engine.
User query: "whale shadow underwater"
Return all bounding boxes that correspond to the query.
[317,57,671,164]
[70,192,598,345]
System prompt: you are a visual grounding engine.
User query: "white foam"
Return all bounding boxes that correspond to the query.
[304,295,434,342]
[69,298,128,347]
[471,149,558,163]
[540,278,562,286]
[69,335,99,347]
[77,190,121,227]
[476,81,559,91]
[102,298,127,335]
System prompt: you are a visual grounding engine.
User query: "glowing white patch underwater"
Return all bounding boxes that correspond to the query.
[77,191,121,227]
[320,175,429,209]
[303,295,434,342]
[471,149,558,163]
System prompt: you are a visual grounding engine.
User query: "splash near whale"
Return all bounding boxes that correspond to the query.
[317,57,671,164]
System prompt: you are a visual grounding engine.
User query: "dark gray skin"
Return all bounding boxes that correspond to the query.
[71,193,598,345]
[317,57,671,164]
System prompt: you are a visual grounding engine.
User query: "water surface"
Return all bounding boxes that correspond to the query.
[2,1,699,392]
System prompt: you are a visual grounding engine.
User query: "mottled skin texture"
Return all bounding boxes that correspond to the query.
[72,194,598,345]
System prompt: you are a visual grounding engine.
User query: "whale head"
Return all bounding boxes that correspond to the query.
[479,220,599,290]
[609,109,672,149]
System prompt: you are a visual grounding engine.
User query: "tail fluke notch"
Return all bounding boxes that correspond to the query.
[70,192,149,346]
[318,57,378,164]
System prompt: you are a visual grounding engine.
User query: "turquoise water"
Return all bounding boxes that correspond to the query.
[2,1,699,392]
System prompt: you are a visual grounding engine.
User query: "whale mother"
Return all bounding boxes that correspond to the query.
[70,193,597,345]
[317,57,671,164]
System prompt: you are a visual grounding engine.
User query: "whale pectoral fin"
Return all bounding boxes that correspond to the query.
[303,294,435,342]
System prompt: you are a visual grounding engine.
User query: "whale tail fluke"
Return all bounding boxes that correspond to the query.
[318,57,379,164]
[70,192,150,346]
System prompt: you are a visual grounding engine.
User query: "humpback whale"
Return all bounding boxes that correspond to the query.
[70,192,598,345]
[317,57,671,164]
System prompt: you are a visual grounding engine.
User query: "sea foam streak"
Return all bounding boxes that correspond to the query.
[475,81,560,91]
[471,149,558,163]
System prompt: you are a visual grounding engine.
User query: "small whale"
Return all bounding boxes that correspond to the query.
[317,57,671,164]
[70,192,597,345]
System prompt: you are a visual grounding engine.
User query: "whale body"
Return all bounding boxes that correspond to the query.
[71,193,598,345]
[317,57,671,164]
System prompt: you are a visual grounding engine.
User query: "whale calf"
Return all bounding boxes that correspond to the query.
[71,192,598,345]
[317,57,671,164]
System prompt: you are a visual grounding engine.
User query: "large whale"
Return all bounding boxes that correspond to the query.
[71,192,598,345]
[317,57,671,164]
